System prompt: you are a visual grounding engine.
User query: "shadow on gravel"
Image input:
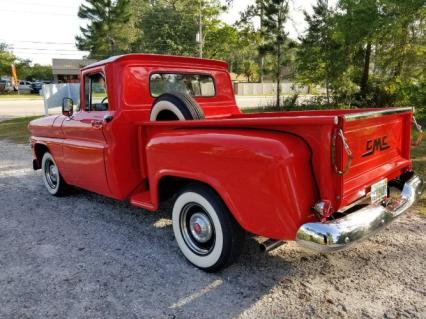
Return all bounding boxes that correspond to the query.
[62,189,298,318]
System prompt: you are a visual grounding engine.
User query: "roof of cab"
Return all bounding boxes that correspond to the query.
[82,53,229,71]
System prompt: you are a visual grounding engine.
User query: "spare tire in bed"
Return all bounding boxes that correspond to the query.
[150,92,205,121]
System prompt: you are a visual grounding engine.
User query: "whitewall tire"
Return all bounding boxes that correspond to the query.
[150,100,186,121]
[150,92,205,121]
[41,152,67,196]
[172,184,245,272]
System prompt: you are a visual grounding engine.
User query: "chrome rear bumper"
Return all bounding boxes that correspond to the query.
[296,174,424,253]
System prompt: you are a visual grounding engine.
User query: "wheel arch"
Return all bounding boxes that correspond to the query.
[155,172,243,229]
[33,143,49,170]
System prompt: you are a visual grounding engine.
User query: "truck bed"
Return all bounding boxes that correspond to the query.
[140,107,413,211]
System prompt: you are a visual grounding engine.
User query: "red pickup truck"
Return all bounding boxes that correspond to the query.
[29,54,423,271]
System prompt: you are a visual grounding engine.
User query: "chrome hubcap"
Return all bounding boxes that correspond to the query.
[50,166,58,182]
[180,203,215,255]
[189,213,213,243]
[45,159,58,189]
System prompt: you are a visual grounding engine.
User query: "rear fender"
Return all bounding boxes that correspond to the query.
[146,129,318,240]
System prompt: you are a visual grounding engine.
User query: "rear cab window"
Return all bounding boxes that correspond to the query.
[150,73,215,98]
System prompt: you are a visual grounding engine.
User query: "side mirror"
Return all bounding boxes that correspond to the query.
[62,97,74,117]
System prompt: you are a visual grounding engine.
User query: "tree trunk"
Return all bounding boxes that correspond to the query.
[394,22,409,77]
[325,64,330,105]
[199,0,203,58]
[276,43,281,110]
[360,41,372,100]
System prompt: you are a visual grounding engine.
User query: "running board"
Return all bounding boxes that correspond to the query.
[130,191,155,211]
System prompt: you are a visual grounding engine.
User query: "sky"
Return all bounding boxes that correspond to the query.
[0,0,334,65]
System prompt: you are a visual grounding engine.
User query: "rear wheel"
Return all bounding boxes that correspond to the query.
[41,152,67,196]
[172,184,245,272]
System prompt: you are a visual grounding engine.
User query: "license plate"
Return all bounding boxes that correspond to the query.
[371,178,388,204]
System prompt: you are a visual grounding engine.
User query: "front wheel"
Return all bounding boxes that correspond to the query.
[41,152,68,196]
[172,184,245,272]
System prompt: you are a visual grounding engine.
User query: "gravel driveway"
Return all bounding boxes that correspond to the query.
[0,140,425,319]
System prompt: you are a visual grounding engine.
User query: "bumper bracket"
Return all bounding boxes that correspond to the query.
[296,173,424,252]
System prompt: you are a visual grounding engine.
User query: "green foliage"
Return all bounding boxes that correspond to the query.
[71,0,425,115]
[204,22,261,80]
[296,0,426,109]
[0,43,15,76]
[131,0,229,57]
[17,62,53,81]
[132,2,198,55]
[14,59,28,79]
[27,64,53,81]
[76,0,132,59]
[240,0,291,107]
[78,0,259,81]
[260,0,289,71]
[238,0,269,82]
[296,0,339,102]
[0,44,52,81]
[241,60,259,82]
[370,0,426,110]
[262,0,290,108]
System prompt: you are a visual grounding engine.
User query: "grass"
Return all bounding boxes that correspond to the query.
[411,130,426,216]
[0,93,42,99]
[0,116,41,144]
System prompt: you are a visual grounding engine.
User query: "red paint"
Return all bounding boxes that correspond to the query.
[28,54,414,241]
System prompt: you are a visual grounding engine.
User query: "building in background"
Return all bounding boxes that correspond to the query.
[52,58,96,83]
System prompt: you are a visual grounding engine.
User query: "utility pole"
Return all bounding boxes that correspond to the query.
[259,3,264,83]
[199,0,203,58]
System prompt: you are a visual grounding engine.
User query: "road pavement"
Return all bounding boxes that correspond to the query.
[0,99,60,120]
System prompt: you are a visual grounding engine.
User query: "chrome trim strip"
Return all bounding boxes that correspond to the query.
[296,174,424,253]
[343,107,412,121]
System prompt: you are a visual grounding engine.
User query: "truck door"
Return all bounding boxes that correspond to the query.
[61,72,111,196]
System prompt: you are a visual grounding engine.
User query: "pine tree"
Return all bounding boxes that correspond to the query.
[296,0,337,103]
[239,0,269,83]
[261,0,289,109]
[336,0,382,101]
[76,0,132,59]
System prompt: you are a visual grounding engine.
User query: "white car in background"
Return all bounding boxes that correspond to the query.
[0,80,14,92]
[18,80,33,93]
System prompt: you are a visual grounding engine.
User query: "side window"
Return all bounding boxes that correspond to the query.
[84,73,108,111]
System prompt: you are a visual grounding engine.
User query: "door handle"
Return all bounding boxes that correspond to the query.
[91,120,103,128]
[104,114,113,123]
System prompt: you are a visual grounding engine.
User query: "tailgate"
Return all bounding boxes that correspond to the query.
[336,107,413,208]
